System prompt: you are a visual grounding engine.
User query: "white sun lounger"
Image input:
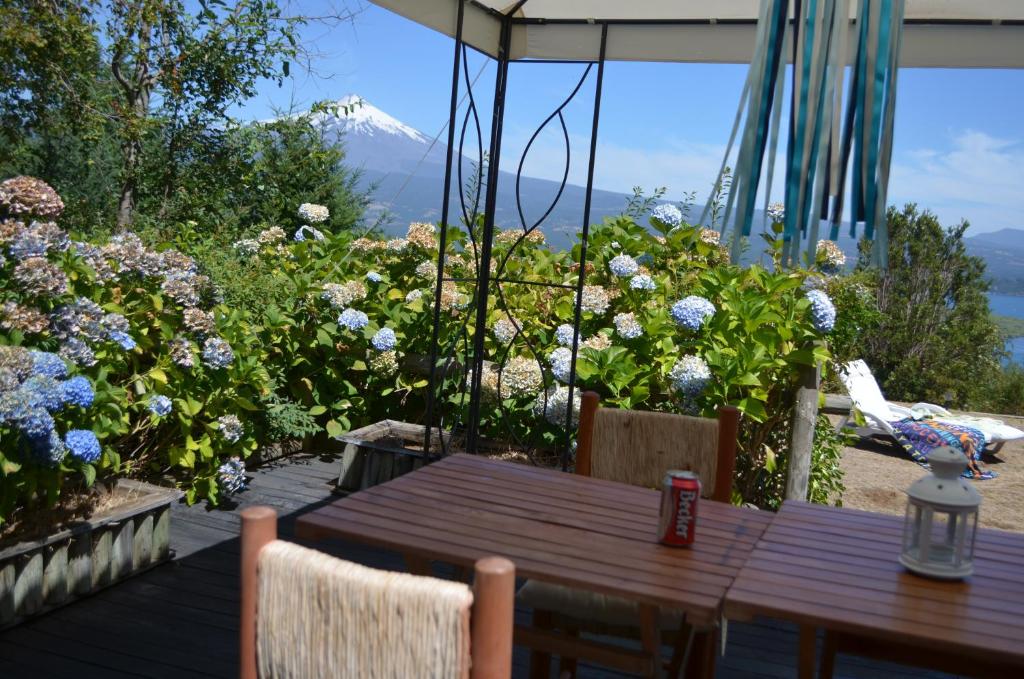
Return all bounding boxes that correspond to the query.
[838,359,1024,453]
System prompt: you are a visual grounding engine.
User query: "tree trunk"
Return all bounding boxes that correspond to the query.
[115,87,150,229]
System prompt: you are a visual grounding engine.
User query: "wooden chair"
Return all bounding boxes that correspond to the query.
[519,392,740,678]
[240,506,515,679]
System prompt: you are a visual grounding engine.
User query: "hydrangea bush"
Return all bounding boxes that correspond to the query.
[1,177,268,522]
[2,175,854,522]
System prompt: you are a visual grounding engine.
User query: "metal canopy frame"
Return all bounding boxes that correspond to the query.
[423,0,614,467]
[415,0,1021,466]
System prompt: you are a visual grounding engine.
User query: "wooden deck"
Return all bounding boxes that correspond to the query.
[0,453,964,678]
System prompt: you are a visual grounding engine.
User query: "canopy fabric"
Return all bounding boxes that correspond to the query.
[371,0,1024,67]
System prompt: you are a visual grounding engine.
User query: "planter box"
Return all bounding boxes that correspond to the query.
[336,420,448,491]
[0,480,182,629]
[335,420,556,492]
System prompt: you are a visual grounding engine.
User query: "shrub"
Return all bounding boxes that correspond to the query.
[856,205,1003,408]
[0,177,271,523]
[2,176,848,523]
[242,211,837,508]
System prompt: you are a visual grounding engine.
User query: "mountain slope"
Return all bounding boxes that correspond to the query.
[311,95,1024,291]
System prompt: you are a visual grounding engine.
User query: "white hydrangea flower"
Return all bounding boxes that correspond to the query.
[493,317,519,344]
[533,385,581,428]
[613,312,643,339]
[297,203,330,224]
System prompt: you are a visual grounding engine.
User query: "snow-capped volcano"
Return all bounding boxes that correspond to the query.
[315,94,445,176]
[315,95,430,144]
[302,94,631,246]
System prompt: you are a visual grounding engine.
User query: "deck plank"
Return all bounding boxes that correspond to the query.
[0,452,965,678]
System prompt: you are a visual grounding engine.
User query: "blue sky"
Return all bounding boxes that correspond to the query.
[237,3,1024,235]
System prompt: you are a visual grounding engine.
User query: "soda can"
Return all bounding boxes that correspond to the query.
[658,470,701,546]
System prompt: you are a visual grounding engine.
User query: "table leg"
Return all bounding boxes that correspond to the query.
[819,630,838,679]
[638,604,662,678]
[798,625,817,679]
[686,629,716,679]
[530,609,554,679]
[558,622,579,678]
[667,618,694,678]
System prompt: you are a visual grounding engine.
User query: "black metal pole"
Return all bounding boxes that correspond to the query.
[561,23,608,471]
[424,0,465,458]
[464,12,512,453]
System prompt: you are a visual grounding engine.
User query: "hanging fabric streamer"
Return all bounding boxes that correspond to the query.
[710,0,905,269]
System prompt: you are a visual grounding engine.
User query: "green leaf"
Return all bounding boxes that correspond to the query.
[325,419,345,438]
[81,464,96,486]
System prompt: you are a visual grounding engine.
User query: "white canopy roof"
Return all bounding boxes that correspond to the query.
[370,0,1024,67]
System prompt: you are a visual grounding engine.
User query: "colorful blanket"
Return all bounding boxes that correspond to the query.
[890,418,995,480]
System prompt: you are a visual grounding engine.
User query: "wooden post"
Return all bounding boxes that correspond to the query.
[786,363,820,501]
[713,405,741,504]
[574,391,600,476]
[240,506,277,679]
[471,556,515,679]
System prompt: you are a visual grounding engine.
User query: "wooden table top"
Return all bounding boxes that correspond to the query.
[724,500,1024,666]
[296,453,772,626]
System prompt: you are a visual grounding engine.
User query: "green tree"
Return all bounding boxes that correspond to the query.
[232,106,369,231]
[106,0,308,225]
[857,204,1003,407]
[0,1,121,227]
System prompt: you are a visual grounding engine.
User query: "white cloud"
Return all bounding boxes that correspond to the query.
[888,129,1024,234]
[496,124,1023,236]
[498,125,730,203]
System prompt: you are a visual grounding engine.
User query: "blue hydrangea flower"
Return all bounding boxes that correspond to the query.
[365,271,383,283]
[293,225,325,242]
[338,308,369,331]
[217,456,247,494]
[18,407,55,439]
[108,330,137,351]
[548,347,573,383]
[102,313,130,334]
[60,376,94,408]
[202,337,234,369]
[651,203,683,227]
[554,324,576,347]
[65,429,101,463]
[806,289,837,333]
[670,296,716,331]
[21,375,64,412]
[0,390,26,425]
[371,327,397,351]
[217,414,244,443]
[30,430,66,466]
[59,337,97,367]
[9,229,49,259]
[608,254,639,277]
[30,350,68,378]
[669,355,712,397]
[629,273,656,291]
[148,394,172,417]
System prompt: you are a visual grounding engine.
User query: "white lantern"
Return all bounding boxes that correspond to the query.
[900,446,981,579]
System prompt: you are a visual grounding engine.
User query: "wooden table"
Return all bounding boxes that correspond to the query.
[296,453,771,676]
[724,500,1024,678]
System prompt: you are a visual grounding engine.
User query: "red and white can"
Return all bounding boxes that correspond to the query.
[658,470,701,546]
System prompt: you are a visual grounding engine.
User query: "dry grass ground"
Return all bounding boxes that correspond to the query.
[836,411,1024,533]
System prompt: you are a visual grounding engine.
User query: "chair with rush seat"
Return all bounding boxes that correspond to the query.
[517,391,741,678]
[239,506,516,679]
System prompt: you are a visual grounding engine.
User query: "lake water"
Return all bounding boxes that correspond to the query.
[989,293,1024,365]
